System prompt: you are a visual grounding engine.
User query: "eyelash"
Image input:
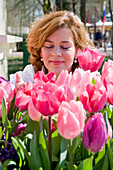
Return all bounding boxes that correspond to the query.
[45,46,69,49]
[61,46,69,49]
[45,46,53,48]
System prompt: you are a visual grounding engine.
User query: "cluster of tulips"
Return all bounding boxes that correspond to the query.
[0,47,113,169]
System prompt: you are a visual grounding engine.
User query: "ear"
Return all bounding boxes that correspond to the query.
[74,45,78,58]
[74,50,78,59]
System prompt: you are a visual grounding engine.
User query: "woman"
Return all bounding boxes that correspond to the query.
[10,10,94,87]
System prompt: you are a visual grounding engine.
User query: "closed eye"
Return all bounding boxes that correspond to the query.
[61,46,70,49]
[44,45,54,48]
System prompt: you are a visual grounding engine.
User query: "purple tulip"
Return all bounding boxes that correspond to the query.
[0,76,8,84]
[82,113,107,153]
[13,123,27,137]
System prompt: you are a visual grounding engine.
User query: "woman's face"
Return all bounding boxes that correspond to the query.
[41,28,76,78]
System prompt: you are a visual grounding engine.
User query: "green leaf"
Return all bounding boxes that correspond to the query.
[2,96,9,127]
[3,159,16,167]
[17,131,26,140]
[104,111,108,133]
[52,155,59,162]
[23,133,33,150]
[39,130,50,170]
[92,78,96,85]
[25,133,33,140]
[93,149,108,170]
[58,138,69,170]
[81,141,89,160]
[100,148,108,170]
[77,156,93,170]
[0,162,4,170]
[0,126,5,140]
[25,117,40,141]
[52,130,62,156]
[108,142,113,169]
[12,137,25,159]
[18,110,29,123]
[66,162,77,170]
[8,96,15,120]
[93,156,104,170]
[39,116,43,132]
[30,131,42,170]
[106,105,112,119]
[11,136,31,168]
[111,107,113,127]
[43,118,48,131]
[11,137,25,168]
[95,146,105,164]
[72,134,81,155]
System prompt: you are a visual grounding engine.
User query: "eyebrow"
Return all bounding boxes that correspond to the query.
[45,39,71,43]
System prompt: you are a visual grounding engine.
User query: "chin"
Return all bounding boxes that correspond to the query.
[52,70,61,78]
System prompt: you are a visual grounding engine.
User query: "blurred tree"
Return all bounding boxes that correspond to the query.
[38,0,52,13]
[56,0,78,13]
[80,0,86,23]
[6,0,52,35]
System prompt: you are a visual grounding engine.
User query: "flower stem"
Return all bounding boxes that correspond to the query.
[5,127,8,147]
[48,116,52,167]
[69,140,72,170]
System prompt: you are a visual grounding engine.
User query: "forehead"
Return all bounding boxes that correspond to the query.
[46,28,74,42]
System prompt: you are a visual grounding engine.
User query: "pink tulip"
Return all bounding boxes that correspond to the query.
[82,113,107,153]
[0,87,9,117]
[79,82,107,113]
[28,82,68,117]
[106,83,113,105]
[55,84,76,102]
[33,71,56,85]
[15,73,26,92]
[77,47,105,72]
[56,70,72,87]
[28,98,41,121]
[4,82,15,102]
[102,60,113,89]
[0,80,15,118]
[13,123,27,137]
[15,81,32,111]
[28,80,75,120]
[101,60,113,104]
[70,68,101,97]
[57,100,86,139]
[70,68,92,97]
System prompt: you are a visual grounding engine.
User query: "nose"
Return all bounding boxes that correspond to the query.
[52,45,62,57]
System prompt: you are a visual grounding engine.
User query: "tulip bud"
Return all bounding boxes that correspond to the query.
[13,123,27,137]
[82,113,107,153]
[57,100,86,139]
[77,47,105,72]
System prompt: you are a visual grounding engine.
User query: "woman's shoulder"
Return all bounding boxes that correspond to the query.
[23,64,34,72]
[10,64,35,84]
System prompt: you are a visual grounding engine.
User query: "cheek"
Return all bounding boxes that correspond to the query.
[65,51,75,61]
[41,50,48,62]
[41,48,51,58]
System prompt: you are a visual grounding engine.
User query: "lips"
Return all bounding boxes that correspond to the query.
[50,60,64,65]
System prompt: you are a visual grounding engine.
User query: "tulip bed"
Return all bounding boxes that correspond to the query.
[0,47,113,170]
